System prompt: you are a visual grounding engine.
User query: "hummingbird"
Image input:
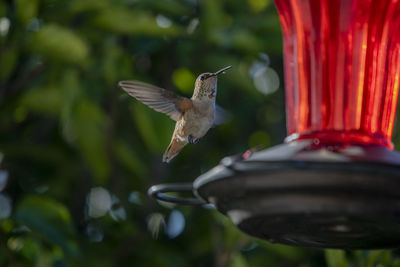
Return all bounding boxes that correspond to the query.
[119,65,232,163]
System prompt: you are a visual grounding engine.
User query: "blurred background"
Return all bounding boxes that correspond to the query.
[1,0,400,266]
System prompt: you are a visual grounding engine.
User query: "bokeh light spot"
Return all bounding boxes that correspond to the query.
[253,67,280,95]
[165,210,185,239]
[7,237,23,251]
[0,17,10,36]
[128,191,142,205]
[27,18,40,31]
[86,224,104,243]
[110,207,126,222]
[0,194,11,219]
[87,187,112,218]
[0,170,8,191]
[187,18,199,34]
[156,14,172,29]
[249,53,280,95]
[147,213,165,239]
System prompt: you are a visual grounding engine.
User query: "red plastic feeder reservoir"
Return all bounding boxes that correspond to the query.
[149,0,400,249]
[278,0,400,150]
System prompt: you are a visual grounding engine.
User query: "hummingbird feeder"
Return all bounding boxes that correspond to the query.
[149,0,400,249]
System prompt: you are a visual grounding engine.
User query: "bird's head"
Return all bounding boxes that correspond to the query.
[193,66,232,99]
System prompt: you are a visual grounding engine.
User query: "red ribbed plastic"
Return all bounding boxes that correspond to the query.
[274,0,400,149]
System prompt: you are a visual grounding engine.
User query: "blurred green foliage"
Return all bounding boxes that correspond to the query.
[1,0,400,266]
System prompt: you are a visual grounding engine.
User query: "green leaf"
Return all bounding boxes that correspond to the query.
[69,0,109,13]
[93,8,181,36]
[114,139,146,180]
[101,44,127,85]
[248,0,271,13]
[59,69,81,143]
[229,253,248,267]
[30,24,89,64]
[172,68,196,94]
[130,102,162,153]
[72,99,110,182]
[18,237,40,263]
[325,249,347,267]
[15,0,39,24]
[0,45,19,82]
[201,0,228,32]
[232,30,263,52]
[144,0,191,16]
[57,70,110,182]
[248,131,270,148]
[14,195,79,257]
[257,242,307,262]
[20,86,62,115]
[0,2,7,17]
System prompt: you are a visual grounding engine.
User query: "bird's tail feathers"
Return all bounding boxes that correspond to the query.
[162,137,187,163]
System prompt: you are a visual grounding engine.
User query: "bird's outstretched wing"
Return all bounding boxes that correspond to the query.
[213,105,231,126]
[119,80,193,121]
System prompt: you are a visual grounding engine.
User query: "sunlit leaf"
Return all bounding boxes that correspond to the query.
[248,0,271,13]
[172,68,195,94]
[229,253,248,267]
[18,237,40,262]
[258,242,307,261]
[325,249,347,267]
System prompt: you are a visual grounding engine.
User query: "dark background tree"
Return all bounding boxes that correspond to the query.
[1,0,400,266]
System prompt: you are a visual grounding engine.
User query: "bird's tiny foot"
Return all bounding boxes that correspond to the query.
[188,135,200,144]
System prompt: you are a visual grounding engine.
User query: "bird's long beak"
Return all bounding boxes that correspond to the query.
[212,66,232,76]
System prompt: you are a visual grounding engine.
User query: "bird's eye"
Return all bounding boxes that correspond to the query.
[200,76,205,81]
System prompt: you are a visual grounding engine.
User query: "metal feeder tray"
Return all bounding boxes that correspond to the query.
[149,140,400,249]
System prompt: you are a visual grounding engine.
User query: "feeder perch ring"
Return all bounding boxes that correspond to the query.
[148,183,207,206]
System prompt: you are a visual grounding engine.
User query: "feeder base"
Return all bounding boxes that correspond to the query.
[194,141,400,249]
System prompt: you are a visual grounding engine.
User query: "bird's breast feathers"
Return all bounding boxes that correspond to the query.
[179,104,214,137]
